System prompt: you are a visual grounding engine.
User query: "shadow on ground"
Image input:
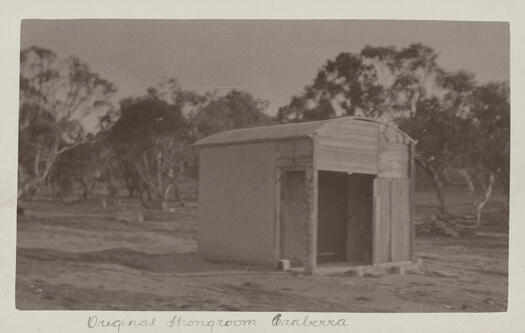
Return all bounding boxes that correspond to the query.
[17,247,263,274]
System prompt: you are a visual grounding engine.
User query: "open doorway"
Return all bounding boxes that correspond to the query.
[317,171,374,264]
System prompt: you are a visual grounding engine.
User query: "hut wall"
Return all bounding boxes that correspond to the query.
[390,177,411,261]
[198,142,277,264]
[372,177,411,263]
[275,139,313,167]
[373,123,412,263]
[373,177,392,263]
[378,142,409,178]
[274,138,314,267]
[314,120,378,174]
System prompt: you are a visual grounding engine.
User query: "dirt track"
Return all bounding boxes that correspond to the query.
[16,200,508,312]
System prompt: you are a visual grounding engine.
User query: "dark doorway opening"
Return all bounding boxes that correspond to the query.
[346,173,374,263]
[317,171,374,264]
[317,171,348,262]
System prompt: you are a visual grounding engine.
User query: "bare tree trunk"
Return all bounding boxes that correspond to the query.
[156,151,163,197]
[146,186,152,201]
[124,177,135,198]
[160,183,172,211]
[431,170,448,215]
[138,186,152,209]
[101,182,108,210]
[82,184,89,200]
[417,159,448,215]
[80,178,91,200]
[81,180,96,200]
[475,172,496,226]
[173,183,181,202]
[18,140,79,201]
[459,168,475,192]
[18,175,46,201]
[440,168,452,185]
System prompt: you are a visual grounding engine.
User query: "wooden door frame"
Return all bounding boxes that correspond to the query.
[274,166,308,266]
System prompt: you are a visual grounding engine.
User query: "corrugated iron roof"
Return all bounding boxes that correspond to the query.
[194,116,414,147]
[194,119,330,147]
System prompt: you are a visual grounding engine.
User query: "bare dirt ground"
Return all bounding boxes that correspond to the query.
[16,185,508,312]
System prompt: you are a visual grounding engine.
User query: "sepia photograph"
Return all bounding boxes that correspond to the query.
[15,19,509,313]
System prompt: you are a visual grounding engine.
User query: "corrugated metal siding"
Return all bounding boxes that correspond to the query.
[198,143,276,264]
[276,139,313,167]
[372,177,411,263]
[390,178,411,261]
[373,178,391,263]
[378,142,409,178]
[315,121,378,174]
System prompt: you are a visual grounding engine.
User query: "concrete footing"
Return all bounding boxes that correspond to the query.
[288,259,424,276]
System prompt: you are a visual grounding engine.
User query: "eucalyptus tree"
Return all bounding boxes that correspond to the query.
[109,96,190,210]
[18,46,116,201]
[276,43,439,122]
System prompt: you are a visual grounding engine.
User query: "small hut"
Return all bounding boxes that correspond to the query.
[195,116,416,273]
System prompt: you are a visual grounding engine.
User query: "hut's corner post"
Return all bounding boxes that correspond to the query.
[304,163,318,274]
[409,142,417,261]
[274,167,282,264]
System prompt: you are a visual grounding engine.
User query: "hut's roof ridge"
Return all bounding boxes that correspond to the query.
[194,116,414,147]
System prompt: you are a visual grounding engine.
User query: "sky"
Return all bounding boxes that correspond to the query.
[21,20,509,116]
